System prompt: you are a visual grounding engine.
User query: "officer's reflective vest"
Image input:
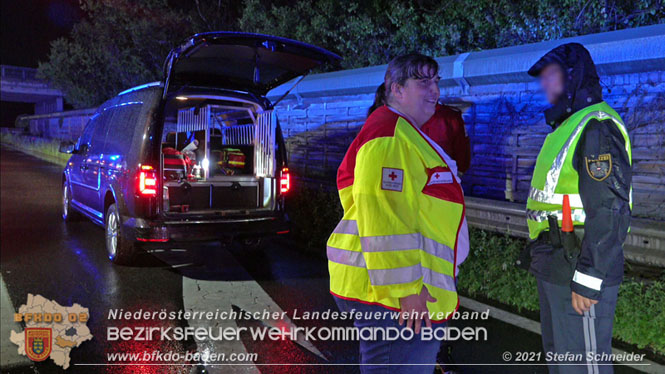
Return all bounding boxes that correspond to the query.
[526,101,632,239]
[327,106,468,322]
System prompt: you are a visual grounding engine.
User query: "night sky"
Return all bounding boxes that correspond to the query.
[1,0,82,124]
[1,0,82,67]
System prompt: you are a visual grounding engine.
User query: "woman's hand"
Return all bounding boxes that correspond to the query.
[398,286,437,334]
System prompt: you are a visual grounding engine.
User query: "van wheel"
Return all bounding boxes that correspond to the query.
[62,182,80,221]
[105,203,135,265]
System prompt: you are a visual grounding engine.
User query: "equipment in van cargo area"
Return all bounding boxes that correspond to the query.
[161,102,277,213]
[163,147,188,180]
[215,148,246,175]
[169,104,275,178]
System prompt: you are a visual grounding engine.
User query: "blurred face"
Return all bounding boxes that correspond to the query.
[391,65,440,126]
[540,63,565,104]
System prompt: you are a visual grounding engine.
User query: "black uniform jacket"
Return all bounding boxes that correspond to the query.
[528,43,632,300]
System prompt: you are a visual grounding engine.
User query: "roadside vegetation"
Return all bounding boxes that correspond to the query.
[0,130,70,167]
[286,184,665,357]
[38,0,664,108]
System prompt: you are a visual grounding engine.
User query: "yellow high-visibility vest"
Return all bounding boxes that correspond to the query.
[526,101,632,239]
[327,106,468,322]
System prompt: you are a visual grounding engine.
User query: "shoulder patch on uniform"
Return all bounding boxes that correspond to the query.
[381,168,403,191]
[585,153,612,181]
[427,171,453,185]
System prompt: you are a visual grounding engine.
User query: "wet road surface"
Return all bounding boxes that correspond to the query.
[0,146,642,374]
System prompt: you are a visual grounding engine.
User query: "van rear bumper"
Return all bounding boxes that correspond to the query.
[123,214,289,243]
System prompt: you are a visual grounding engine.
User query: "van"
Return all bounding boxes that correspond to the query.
[58,32,340,264]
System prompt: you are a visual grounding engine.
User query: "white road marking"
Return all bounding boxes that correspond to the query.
[181,247,324,373]
[183,278,259,374]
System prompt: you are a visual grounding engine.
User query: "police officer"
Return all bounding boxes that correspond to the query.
[525,43,632,374]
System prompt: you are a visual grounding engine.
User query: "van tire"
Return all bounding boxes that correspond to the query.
[105,203,136,265]
[62,181,81,222]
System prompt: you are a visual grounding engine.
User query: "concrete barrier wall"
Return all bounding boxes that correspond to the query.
[267,24,665,220]
[17,108,96,142]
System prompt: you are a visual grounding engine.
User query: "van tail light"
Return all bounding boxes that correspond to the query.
[138,165,157,196]
[280,167,290,194]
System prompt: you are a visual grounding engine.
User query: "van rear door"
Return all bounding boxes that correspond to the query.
[162,32,340,98]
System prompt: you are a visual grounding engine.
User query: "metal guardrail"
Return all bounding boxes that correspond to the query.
[465,196,665,268]
[298,176,665,268]
[268,24,665,99]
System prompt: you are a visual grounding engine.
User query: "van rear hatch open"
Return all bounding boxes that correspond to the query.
[163,32,341,98]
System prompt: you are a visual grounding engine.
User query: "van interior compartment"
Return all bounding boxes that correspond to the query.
[160,99,276,213]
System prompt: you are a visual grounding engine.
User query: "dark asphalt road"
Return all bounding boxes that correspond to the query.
[0,146,641,374]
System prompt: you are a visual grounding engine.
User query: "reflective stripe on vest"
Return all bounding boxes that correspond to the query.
[327,245,365,267]
[526,208,587,223]
[360,234,455,264]
[528,188,583,208]
[333,219,359,235]
[368,263,456,292]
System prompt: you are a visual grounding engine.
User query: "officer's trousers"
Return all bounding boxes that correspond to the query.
[537,279,620,374]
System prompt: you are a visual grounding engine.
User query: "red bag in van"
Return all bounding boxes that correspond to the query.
[163,147,187,180]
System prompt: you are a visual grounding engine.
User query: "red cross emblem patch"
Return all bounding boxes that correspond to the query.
[427,171,453,185]
[381,168,404,191]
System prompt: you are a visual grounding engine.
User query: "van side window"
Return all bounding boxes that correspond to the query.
[77,115,98,152]
[104,102,143,156]
[90,110,113,153]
